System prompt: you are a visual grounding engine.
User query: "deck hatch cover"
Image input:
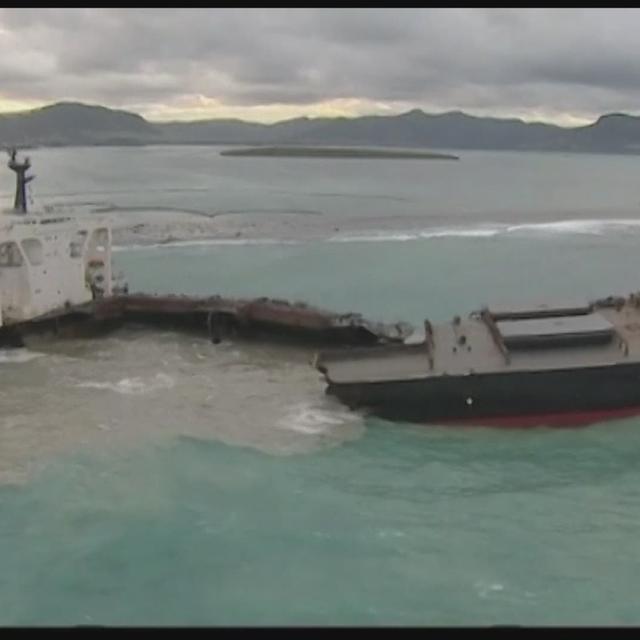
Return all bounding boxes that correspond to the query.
[488,299,591,321]
[496,313,615,349]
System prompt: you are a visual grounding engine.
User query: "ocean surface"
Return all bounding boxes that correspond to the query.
[2,146,640,625]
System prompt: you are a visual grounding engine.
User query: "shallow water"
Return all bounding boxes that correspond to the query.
[2,146,640,625]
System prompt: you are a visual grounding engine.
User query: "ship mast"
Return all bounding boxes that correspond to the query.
[7,148,34,214]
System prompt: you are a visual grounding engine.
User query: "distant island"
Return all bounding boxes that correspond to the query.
[2,101,640,155]
[220,146,459,160]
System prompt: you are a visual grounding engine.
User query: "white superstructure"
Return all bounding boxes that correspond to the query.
[0,151,115,327]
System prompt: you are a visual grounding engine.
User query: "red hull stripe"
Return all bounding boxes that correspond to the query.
[439,406,640,428]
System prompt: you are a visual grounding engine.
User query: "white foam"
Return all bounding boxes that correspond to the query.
[505,218,640,237]
[330,219,640,244]
[0,349,45,364]
[420,228,501,239]
[328,226,505,244]
[76,372,175,396]
[114,217,640,252]
[329,232,419,243]
[475,581,506,598]
[277,402,360,434]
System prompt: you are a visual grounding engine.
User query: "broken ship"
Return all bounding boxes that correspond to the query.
[0,150,410,348]
[5,149,640,429]
[315,297,640,427]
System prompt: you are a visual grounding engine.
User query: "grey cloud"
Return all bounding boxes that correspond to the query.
[1,8,640,121]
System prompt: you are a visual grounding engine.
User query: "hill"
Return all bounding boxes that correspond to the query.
[1,101,640,154]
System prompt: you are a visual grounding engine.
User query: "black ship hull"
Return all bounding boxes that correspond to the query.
[326,362,640,427]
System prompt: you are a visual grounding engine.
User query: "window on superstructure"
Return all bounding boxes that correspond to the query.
[0,242,24,267]
[21,239,44,266]
[70,230,88,258]
[93,228,109,253]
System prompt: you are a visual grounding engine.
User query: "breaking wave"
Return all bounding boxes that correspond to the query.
[504,218,640,236]
[329,218,640,244]
[114,217,640,251]
[328,228,500,243]
[76,373,175,395]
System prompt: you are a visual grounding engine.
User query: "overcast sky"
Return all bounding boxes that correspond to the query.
[0,8,639,125]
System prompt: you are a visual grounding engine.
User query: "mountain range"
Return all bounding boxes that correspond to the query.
[1,101,640,154]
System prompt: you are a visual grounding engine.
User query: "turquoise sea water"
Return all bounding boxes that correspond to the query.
[2,146,640,625]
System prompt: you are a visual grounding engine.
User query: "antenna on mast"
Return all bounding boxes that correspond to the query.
[7,148,35,214]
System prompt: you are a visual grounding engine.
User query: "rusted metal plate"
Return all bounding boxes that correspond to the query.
[88,293,411,345]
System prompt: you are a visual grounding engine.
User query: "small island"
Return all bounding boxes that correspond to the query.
[220,146,459,160]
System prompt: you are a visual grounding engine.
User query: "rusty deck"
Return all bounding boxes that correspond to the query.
[1,292,414,348]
